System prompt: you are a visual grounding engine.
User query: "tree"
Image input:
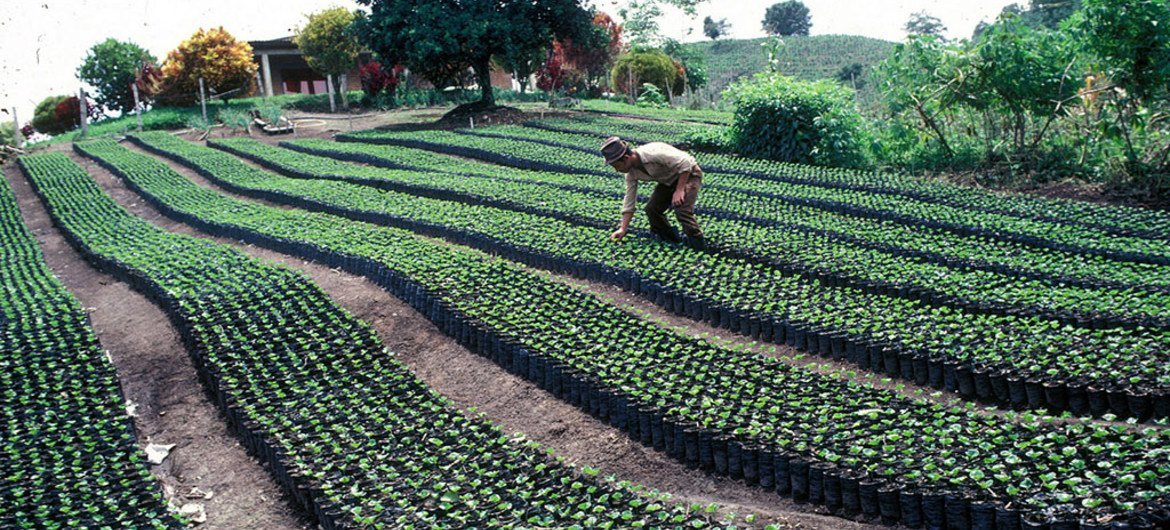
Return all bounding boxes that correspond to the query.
[835,62,865,90]
[762,1,811,37]
[703,16,730,40]
[561,12,624,93]
[498,45,549,94]
[294,7,362,106]
[619,0,708,47]
[76,39,156,114]
[1026,0,1081,28]
[904,11,947,38]
[355,0,594,109]
[159,27,257,105]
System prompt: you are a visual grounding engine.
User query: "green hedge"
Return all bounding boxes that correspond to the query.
[724,73,869,168]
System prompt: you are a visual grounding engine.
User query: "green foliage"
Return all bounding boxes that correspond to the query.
[663,39,708,92]
[355,0,592,106]
[1073,0,1170,103]
[294,7,362,98]
[31,95,72,135]
[0,122,16,148]
[724,72,869,167]
[216,106,252,132]
[76,38,156,113]
[635,83,667,107]
[762,0,811,36]
[680,125,733,153]
[611,49,681,100]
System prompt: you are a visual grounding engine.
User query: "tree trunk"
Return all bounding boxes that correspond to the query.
[475,57,495,107]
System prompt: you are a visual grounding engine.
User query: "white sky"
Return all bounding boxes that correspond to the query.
[1,0,1014,127]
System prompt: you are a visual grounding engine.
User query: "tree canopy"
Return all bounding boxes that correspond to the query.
[703,16,730,40]
[159,27,256,105]
[762,1,811,37]
[904,11,947,38]
[76,39,156,113]
[294,7,362,99]
[355,0,594,108]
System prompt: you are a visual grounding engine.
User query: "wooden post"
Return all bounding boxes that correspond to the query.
[327,74,336,113]
[198,77,208,126]
[12,108,22,146]
[78,88,89,135]
[339,73,348,108]
[131,83,143,132]
[255,70,264,99]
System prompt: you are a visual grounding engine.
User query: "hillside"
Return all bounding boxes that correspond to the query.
[685,35,897,106]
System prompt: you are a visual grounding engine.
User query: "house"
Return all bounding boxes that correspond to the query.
[249,36,522,97]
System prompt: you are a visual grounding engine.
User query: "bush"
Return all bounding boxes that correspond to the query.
[680,126,733,153]
[611,49,683,100]
[635,83,667,107]
[724,72,869,168]
[31,95,72,135]
[159,27,257,106]
[0,122,17,148]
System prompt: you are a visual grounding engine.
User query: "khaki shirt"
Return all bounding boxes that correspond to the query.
[621,142,699,215]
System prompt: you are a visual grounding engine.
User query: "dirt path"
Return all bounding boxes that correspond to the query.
[101,141,889,529]
[4,159,312,530]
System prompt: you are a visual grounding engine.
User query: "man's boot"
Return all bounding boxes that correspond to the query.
[684,235,706,251]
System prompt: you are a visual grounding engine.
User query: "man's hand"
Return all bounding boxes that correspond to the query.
[610,228,628,242]
[672,187,687,208]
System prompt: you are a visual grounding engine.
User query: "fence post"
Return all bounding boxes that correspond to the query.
[199,77,208,126]
[12,108,21,146]
[327,74,336,113]
[131,83,143,132]
[78,88,89,135]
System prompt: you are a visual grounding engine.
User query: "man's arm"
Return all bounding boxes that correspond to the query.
[671,169,690,207]
[612,175,638,241]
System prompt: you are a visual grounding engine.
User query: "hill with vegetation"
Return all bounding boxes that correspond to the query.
[685,35,897,106]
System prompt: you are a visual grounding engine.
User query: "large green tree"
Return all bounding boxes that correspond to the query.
[355,0,594,108]
[294,7,362,105]
[762,0,811,37]
[76,39,156,113]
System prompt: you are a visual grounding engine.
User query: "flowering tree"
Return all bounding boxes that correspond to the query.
[159,27,256,105]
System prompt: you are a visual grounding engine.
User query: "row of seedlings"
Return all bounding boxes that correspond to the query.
[521,114,1170,241]
[0,170,181,528]
[73,138,1170,529]
[117,134,1170,421]
[342,128,1170,265]
[17,152,726,529]
[577,99,735,125]
[283,138,1170,296]
[209,136,1170,332]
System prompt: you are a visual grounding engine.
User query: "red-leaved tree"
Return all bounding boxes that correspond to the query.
[561,12,623,94]
[536,42,566,93]
[53,96,101,131]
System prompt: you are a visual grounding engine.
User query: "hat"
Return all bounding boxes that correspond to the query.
[601,136,630,165]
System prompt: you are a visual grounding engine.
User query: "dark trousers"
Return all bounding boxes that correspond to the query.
[645,175,702,242]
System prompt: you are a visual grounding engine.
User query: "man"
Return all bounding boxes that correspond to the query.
[601,136,705,249]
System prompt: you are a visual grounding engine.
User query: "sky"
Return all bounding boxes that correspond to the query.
[1,0,1015,129]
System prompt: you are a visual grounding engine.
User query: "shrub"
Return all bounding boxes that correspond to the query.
[31,95,71,135]
[610,49,682,100]
[635,83,667,107]
[680,126,733,153]
[159,27,257,106]
[724,72,869,168]
[359,61,400,99]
